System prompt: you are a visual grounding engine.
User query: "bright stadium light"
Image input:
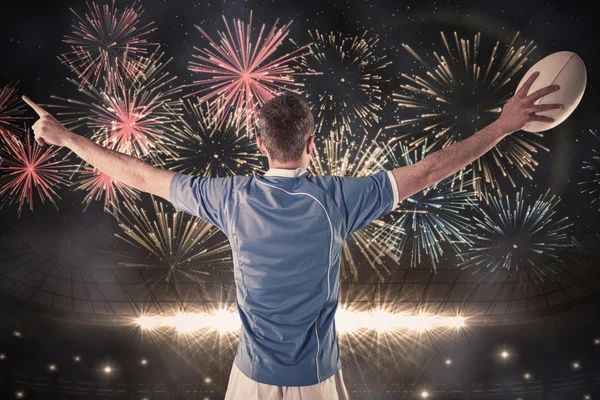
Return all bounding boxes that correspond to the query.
[136,315,165,330]
[104,366,112,374]
[421,390,430,398]
[135,310,466,335]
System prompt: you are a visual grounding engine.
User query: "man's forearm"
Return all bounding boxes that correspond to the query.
[66,134,174,199]
[418,120,510,187]
[390,72,560,201]
[390,120,512,202]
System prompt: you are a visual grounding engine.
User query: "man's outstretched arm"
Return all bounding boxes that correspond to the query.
[390,71,562,202]
[22,96,174,200]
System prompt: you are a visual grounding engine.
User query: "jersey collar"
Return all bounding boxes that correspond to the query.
[262,167,308,178]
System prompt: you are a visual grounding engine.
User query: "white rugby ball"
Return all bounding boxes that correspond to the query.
[515,51,586,132]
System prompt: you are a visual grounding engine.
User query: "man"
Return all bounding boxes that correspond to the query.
[22,71,560,399]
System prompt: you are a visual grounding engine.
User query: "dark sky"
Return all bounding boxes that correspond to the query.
[0,0,598,272]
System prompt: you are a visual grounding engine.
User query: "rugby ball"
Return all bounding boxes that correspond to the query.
[515,51,586,132]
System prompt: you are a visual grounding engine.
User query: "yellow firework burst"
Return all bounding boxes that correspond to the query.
[388,31,546,198]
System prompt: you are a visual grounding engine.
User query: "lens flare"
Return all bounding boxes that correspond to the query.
[389,31,545,197]
[135,310,466,334]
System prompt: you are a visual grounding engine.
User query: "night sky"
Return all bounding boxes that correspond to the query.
[1,0,598,274]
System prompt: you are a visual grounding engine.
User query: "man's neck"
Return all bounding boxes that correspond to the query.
[268,161,308,170]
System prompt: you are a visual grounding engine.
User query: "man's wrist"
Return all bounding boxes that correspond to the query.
[64,130,81,149]
[488,119,515,139]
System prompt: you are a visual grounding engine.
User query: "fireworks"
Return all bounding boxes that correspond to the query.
[187,12,314,136]
[60,0,157,92]
[309,130,402,281]
[389,31,546,197]
[164,100,265,177]
[113,197,231,276]
[0,83,27,144]
[73,164,140,213]
[295,30,391,141]
[0,131,73,215]
[459,188,573,283]
[378,142,478,270]
[51,48,183,164]
[579,129,600,209]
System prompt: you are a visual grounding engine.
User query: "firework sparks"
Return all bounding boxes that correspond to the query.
[0,131,73,215]
[309,130,402,281]
[295,30,391,141]
[389,31,546,197]
[113,197,231,276]
[60,0,157,92]
[459,188,573,283]
[187,12,314,136]
[164,100,265,177]
[0,83,28,144]
[73,164,140,213]
[579,129,600,209]
[51,47,183,164]
[378,141,478,270]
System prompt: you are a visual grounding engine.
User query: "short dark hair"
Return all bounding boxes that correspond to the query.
[257,95,314,162]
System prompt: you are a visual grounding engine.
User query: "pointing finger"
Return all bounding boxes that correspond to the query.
[22,96,50,117]
[517,71,540,98]
[525,84,560,104]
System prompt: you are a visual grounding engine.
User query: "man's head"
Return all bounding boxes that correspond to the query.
[256,95,315,168]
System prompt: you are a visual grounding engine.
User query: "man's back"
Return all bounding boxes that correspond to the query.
[169,167,398,386]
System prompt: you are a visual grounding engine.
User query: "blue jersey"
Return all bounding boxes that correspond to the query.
[169,167,398,386]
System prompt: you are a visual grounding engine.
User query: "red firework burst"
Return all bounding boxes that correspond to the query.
[0,132,73,215]
[188,11,313,136]
[51,48,183,164]
[90,84,178,160]
[73,164,140,213]
[60,0,157,92]
[0,83,28,144]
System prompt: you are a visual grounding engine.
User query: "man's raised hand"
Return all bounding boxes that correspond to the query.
[495,72,563,134]
[22,96,74,147]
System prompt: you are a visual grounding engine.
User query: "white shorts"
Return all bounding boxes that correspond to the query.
[224,362,350,400]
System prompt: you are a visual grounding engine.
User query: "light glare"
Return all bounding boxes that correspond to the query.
[135,310,466,334]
